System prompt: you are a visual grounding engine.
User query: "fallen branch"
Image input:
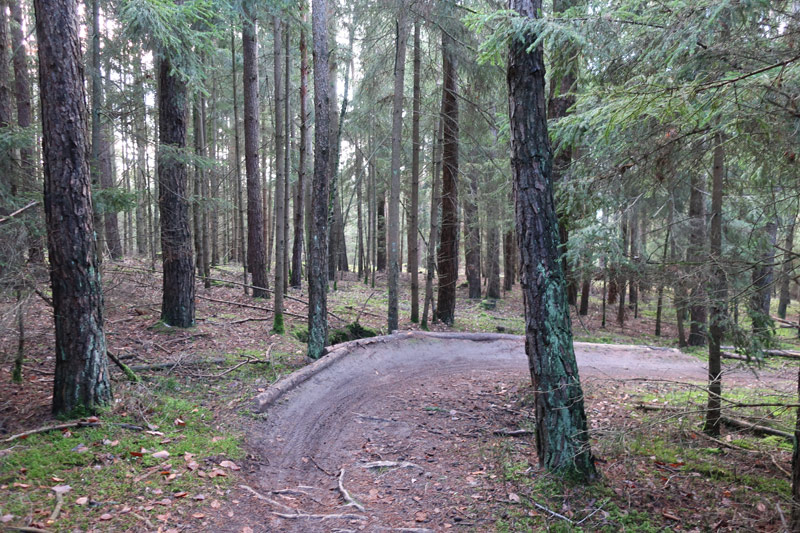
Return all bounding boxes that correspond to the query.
[308,455,336,477]
[337,469,365,512]
[231,317,270,324]
[107,350,141,383]
[493,428,534,437]
[0,201,39,225]
[532,501,574,525]
[271,512,367,521]
[128,357,226,373]
[192,357,268,379]
[636,404,793,440]
[196,294,305,319]
[4,527,53,533]
[2,420,143,443]
[361,461,419,470]
[239,484,297,513]
[49,491,64,522]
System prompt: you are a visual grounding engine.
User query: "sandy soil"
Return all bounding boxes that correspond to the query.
[205,333,794,532]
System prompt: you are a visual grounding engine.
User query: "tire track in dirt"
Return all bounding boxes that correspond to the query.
[239,332,792,532]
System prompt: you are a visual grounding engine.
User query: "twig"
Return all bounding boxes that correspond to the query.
[636,404,793,440]
[308,456,336,476]
[361,461,419,470]
[2,420,142,443]
[4,527,53,533]
[49,491,64,521]
[192,357,268,379]
[337,469,365,512]
[231,317,270,324]
[127,358,226,372]
[130,511,155,530]
[271,512,367,521]
[532,501,574,524]
[493,429,534,437]
[576,504,606,526]
[239,484,297,513]
[770,453,791,477]
[355,291,376,324]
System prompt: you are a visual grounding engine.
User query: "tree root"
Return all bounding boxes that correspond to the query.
[361,460,419,470]
[239,484,296,513]
[2,421,143,443]
[337,469,365,512]
[271,512,367,521]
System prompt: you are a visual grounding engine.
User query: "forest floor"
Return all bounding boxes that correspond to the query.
[1,259,799,532]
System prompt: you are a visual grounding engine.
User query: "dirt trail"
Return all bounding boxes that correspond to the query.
[233,332,793,532]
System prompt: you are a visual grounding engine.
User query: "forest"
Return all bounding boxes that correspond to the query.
[2,0,800,531]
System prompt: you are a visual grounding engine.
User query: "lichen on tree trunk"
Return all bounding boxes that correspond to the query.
[507,0,596,480]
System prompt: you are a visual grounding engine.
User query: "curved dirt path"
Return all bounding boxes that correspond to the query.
[238,332,793,532]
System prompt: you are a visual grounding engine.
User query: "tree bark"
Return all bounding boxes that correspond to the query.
[422,118,442,329]
[34,0,112,414]
[705,133,724,437]
[688,172,707,346]
[157,40,195,327]
[231,29,248,292]
[464,165,481,299]
[408,19,421,322]
[387,6,408,332]
[508,0,596,480]
[243,5,267,298]
[503,229,515,291]
[308,0,330,359]
[751,218,778,340]
[435,31,459,326]
[273,16,286,330]
[779,211,796,320]
[133,56,148,256]
[291,4,309,289]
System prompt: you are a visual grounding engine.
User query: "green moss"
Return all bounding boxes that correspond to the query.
[272,312,285,334]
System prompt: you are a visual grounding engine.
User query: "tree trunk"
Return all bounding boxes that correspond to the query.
[243,5,267,298]
[616,213,627,326]
[387,6,408,332]
[503,229,515,291]
[688,172,707,346]
[356,144,364,277]
[464,166,481,299]
[273,16,286,331]
[705,133,724,437]
[34,0,112,415]
[655,203,672,336]
[435,31,459,326]
[791,366,800,530]
[751,218,778,340]
[422,118,442,329]
[377,189,386,271]
[283,29,291,292]
[231,29,248,292]
[133,56,148,256]
[485,218,501,299]
[308,0,330,359]
[291,5,309,289]
[779,211,796,320]
[158,45,195,327]
[0,3,12,202]
[89,0,104,255]
[579,275,590,315]
[408,19,421,322]
[508,0,595,480]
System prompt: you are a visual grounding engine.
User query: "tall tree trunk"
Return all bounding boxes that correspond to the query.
[408,19,421,322]
[243,5,267,298]
[89,0,104,255]
[133,56,148,256]
[779,210,797,320]
[231,29,248,293]
[10,0,40,261]
[435,31,459,326]
[273,16,286,330]
[0,1,12,202]
[688,172,707,346]
[158,46,195,327]
[705,133,724,437]
[485,216,501,299]
[356,144,364,277]
[308,0,330,359]
[422,118,442,329]
[283,28,291,292]
[508,0,595,479]
[387,6,408,332]
[791,367,800,531]
[616,213,627,326]
[655,201,672,336]
[35,0,112,414]
[291,4,309,289]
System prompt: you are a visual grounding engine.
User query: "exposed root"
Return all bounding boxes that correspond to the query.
[239,484,297,513]
[362,460,419,470]
[337,469,365,512]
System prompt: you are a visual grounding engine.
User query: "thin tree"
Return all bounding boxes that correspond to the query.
[687,172,707,346]
[435,31,459,325]
[705,133,725,436]
[421,118,442,329]
[508,0,596,479]
[273,15,286,331]
[243,2,267,297]
[291,1,309,289]
[408,19,421,322]
[34,0,112,414]
[387,5,408,332]
[308,0,330,359]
